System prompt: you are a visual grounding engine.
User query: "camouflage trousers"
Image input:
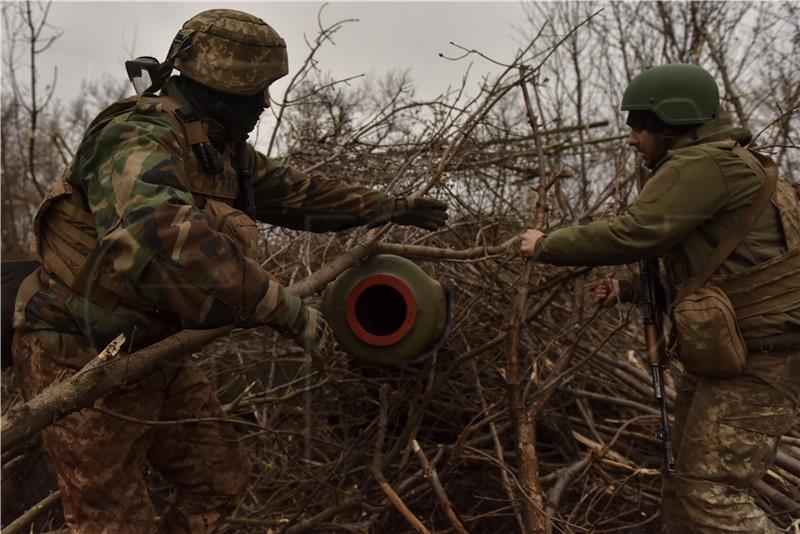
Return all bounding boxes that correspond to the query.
[662,350,800,534]
[12,330,251,534]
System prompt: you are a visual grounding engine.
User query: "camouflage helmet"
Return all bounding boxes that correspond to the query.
[167,9,289,96]
[621,64,720,126]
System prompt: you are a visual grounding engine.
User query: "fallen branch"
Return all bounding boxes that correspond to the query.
[1,490,61,534]
[372,236,518,261]
[754,480,800,514]
[545,453,592,534]
[0,228,391,454]
[565,388,660,416]
[412,439,471,534]
[371,385,431,534]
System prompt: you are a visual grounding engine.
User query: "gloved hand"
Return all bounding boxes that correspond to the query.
[288,304,334,359]
[254,286,334,359]
[370,196,449,231]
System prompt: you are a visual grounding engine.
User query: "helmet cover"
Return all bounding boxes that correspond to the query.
[169,9,289,95]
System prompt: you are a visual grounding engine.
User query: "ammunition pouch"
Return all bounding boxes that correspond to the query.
[202,198,260,259]
[673,284,747,378]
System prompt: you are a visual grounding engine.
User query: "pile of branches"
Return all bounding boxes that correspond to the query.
[2,2,799,533]
[200,226,800,533]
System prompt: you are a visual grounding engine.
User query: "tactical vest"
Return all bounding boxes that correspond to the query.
[29,95,261,317]
[712,168,800,347]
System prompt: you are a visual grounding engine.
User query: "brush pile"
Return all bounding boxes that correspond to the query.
[2,2,798,532]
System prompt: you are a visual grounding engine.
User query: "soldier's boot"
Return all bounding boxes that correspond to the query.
[148,362,250,534]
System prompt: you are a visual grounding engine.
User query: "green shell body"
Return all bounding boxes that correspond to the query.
[321,255,447,366]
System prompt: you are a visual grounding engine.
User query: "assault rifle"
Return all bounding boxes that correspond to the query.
[639,257,676,474]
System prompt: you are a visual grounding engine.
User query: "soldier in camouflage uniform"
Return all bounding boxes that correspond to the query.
[521,64,800,533]
[12,9,447,534]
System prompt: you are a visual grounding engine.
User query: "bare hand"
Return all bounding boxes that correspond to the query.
[593,277,621,308]
[520,229,544,257]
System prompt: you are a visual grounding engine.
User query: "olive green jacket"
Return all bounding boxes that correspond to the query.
[535,110,796,339]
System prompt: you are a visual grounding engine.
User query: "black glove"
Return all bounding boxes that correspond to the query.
[370,196,449,231]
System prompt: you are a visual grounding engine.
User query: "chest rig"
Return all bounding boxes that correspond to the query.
[713,174,800,341]
[694,142,800,345]
[30,94,262,316]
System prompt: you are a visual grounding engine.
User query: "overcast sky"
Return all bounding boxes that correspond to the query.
[19,1,532,108]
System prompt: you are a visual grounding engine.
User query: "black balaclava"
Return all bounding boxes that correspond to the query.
[175,75,266,142]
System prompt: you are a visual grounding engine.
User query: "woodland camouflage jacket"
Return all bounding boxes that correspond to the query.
[536,110,800,341]
[15,80,396,366]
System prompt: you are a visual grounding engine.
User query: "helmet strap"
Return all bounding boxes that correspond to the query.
[167,29,195,62]
[234,142,257,219]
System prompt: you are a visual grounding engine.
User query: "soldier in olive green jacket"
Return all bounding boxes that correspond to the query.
[12,9,447,534]
[521,64,800,533]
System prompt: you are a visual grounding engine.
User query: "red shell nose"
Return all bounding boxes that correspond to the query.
[345,274,417,346]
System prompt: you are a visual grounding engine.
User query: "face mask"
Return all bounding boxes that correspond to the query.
[177,76,266,140]
[213,89,266,134]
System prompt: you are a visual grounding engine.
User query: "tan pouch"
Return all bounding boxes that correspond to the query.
[203,198,261,260]
[673,285,747,378]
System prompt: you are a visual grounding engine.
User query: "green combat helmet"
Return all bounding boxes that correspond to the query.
[621,63,720,125]
[167,9,289,95]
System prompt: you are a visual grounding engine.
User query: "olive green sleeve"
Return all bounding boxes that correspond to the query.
[536,151,728,266]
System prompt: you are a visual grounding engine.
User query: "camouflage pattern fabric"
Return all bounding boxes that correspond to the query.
[12,330,249,534]
[12,69,445,533]
[16,79,402,363]
[661,352,800,533]
[169,9,289,95]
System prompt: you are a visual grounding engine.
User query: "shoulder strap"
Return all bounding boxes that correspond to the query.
[683,145,779,295]
[140,96,208,144]
[148,96,222,176]
[234,142,256,219]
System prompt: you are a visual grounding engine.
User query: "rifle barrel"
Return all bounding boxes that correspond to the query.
[641,258,676,475]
